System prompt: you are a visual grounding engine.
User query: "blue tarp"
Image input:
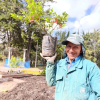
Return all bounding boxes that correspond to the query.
[24,59,30,68]
[4,58,30,68]
[4,58,10,67]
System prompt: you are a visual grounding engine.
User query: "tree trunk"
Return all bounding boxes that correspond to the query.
[25,36,32,61]
[35,41,38,67]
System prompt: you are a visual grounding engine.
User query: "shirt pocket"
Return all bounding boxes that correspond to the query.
[55,74,63,93]
[73,81,90,100]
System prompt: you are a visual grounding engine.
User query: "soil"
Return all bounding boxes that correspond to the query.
[0,72,55,100]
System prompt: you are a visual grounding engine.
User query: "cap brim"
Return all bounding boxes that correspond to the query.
[62,39,80,45]
[62,41,68,45]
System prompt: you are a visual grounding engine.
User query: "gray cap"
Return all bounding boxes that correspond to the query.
[62,34,85,56]
[62,34,84,45]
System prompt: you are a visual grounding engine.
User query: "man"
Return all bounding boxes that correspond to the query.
[40,34,100,100]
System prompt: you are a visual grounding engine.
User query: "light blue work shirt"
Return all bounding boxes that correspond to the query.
[66,55,81,70]
[46,57,100,100]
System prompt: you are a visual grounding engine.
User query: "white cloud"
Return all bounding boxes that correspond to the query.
[80,14,100,31]
[66,0,100,33]
[45,0,100,33]
[66,21,81,33]
[80,1,100,32]
[46,0,100,19]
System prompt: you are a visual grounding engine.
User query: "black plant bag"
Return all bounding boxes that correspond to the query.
[42,34,57,57]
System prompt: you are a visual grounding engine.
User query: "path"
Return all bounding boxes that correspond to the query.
[0,66,43,72]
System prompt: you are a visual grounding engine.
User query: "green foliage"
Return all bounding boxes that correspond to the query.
[11,0,68,34]
[0,0,68,64]
[0,53,6,60]
[40,67,46,75]
[54,31,69,60]
[0,0,24,48]
[83,29,100,67]
[10,0,68,62]
[10,56,24,68]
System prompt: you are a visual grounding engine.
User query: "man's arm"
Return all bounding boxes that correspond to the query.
[40,53,57,86]
[46,61,57,86]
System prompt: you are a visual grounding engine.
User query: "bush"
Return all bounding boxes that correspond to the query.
[10,56,24,68]
[40,68,46,75]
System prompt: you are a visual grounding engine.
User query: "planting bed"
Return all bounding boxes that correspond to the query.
[0,71,55,100]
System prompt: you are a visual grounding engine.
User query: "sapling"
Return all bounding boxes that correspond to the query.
[9,56,24,73]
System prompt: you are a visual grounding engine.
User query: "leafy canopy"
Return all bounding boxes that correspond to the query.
[11,0,68,34]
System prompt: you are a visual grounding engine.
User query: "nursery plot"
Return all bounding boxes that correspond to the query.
[0,75,55,100]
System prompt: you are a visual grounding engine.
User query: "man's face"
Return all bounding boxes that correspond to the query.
[66,42,82,62]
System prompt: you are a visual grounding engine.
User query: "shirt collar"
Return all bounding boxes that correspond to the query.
[66,55,81,64]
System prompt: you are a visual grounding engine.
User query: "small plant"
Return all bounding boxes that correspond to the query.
[9,56,24,72]
[40,67,46,75]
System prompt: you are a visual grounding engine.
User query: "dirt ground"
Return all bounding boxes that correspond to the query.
[0,72,55,100]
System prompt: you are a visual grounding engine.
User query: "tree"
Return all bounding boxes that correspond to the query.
[0,0,24,49]
[11,0,68,61]
[83,29,100,67]
[54,30,70,60]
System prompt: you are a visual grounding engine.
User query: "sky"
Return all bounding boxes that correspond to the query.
[45,0,100,34]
